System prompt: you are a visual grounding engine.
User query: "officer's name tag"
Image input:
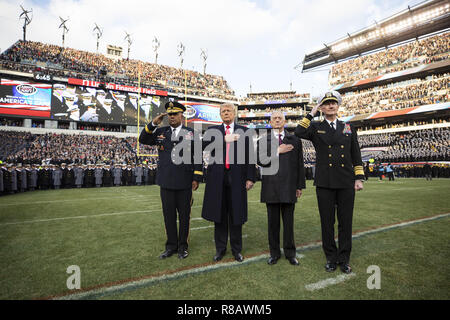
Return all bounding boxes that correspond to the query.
[317,130,326,134]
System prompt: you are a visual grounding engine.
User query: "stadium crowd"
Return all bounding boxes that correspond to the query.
[329,32,450,86]
[0,40,236,100]
[0,162,158,195]
[359,127,450,162]
[240,92,310,102]
[1,125,449,195]
[340,73,450,116]
[0,131,157,166]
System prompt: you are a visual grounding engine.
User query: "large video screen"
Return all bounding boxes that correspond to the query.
[51,83,169,125]
[0,78,52,117]
[181,101,222,126]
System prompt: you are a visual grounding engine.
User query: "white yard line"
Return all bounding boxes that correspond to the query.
[0,206,206,226]
[305,273,357,291]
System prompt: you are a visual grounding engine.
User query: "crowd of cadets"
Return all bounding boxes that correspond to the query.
[0,162,158,195]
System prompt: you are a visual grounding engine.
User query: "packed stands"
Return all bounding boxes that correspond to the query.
[329,32,450,86]
[340,73,449,117]
[0,40,236,100]
[359,127,449,162]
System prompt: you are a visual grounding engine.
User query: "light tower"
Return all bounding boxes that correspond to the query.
[124,31,132,60]
[152,37,160,64]
[58,16,69,48]
[93,23,103,53]
[19,5,33,42]
[177,42,185,68]
[200,48,208,75]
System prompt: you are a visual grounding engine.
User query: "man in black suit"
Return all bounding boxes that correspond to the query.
[257,111,305,266]
[295,91,364,274]
[201,103,256,262]
[139,100,203,260]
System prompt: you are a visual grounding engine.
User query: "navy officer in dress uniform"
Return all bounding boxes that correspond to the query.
[139,100,203,260]
[295,90,364,274]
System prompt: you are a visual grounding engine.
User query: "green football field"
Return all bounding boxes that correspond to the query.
[0,178,449,300]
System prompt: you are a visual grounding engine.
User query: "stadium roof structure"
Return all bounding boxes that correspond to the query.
[301,0,450,72]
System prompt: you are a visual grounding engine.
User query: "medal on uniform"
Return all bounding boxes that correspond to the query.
[343,123,352,134]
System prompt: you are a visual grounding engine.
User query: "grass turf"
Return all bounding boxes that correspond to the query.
[0,178,449,300]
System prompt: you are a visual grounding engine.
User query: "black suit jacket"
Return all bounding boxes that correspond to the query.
[295,114,364,189]
[257,131,305,203]
[138,122,203,190]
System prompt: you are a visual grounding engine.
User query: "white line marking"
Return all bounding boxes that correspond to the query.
[0,206,205,226]
[305,273,357,291]
[0,195,160,207]
[0,210,158,226]
[190,226,214,231]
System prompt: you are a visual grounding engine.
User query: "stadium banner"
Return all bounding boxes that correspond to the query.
[180,101,222,125]
[67,78,168,96]
[51,82,169,125]
[0,78,52,117]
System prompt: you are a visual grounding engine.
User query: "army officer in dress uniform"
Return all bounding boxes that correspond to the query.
[295,90,364,274]
[139,100,203,260]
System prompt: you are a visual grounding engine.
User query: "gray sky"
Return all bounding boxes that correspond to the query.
[0,0,424,98]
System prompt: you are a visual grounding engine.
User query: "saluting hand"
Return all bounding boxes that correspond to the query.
[152,113,167,126]
[310,102,322,117]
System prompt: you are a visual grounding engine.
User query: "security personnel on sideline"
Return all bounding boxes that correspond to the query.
[295,90,364,274]
[139,100,203,260]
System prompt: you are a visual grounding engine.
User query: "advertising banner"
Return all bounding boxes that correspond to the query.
[180,101,222,125]
[0,78,52,117]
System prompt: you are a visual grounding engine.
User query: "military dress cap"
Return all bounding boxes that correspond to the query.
[318,90,342,105]
[165,100,186,114]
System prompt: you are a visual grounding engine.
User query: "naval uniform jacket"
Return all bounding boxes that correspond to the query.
[294,114,364,188]
[138,123,203,190]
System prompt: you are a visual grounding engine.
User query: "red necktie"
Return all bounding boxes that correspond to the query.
[225,125,231,169]
[278,133,283,145]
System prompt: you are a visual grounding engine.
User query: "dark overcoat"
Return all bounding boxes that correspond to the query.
[257,131,305,203]
[201,124,256,225]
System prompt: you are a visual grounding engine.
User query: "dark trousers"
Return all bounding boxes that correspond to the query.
[160,187,192,253]
[266,203,296,259]
[316,187,355,264]
[214,170,242,255]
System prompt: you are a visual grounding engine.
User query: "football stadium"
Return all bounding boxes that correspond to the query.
[0,0,449,304]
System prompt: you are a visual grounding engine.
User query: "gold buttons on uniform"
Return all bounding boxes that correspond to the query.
[341,145,344,148]
[341,164,344,167]
[329,154,332,157]
[329,164,333,167]
[329,145,332,148]
[341,155,344,158]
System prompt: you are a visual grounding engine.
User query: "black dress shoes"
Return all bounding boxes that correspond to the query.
[178,250,189,259]
[325,261,337,272]
[339,263,352,274]
[267,256,279,265]
[213,251,225,262]
[234,253,244,262]
[287,257,299,266]
[159,249,176,259]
